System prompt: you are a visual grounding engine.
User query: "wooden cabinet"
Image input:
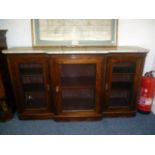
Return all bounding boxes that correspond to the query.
[51,55,103,120]
[6,51,147,121]
[0,30,14,121]
[0,73,12,121]
[8,55,53,119]
[103,54,146,116]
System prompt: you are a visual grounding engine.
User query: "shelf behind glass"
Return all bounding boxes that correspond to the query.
[61,77,96,88]
[62,98,95,111]
[19,64,43,75]
[112,62,136,73]
[61,87,95,111]
[108,97,131,107]
[112,73,135,82]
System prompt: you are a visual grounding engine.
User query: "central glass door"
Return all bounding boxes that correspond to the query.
[53,56,102,116]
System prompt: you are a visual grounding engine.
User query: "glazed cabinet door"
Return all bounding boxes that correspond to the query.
[8,55,52,119]
[51,55,103,120]
[104,54,145,116]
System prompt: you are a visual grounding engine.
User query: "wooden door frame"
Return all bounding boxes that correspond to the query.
[7,54,52,114]
[104,54,146,112]
[50,55,103,116]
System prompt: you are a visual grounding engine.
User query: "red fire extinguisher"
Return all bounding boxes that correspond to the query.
[137,71,155,113]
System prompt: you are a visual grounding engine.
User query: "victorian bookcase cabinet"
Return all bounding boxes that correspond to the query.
[4,47,148,121]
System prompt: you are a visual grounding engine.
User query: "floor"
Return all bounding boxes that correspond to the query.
[0,112,155,135]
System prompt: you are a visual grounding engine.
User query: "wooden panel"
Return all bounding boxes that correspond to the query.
[0,73,5,97]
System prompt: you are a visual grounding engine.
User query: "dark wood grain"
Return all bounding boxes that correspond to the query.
[6,52,147,121]
[0,30,14,121]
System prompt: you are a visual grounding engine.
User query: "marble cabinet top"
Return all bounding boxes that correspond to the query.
[2,46,149,54]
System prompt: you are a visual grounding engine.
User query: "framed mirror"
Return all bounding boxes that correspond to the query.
[31,19,118,47]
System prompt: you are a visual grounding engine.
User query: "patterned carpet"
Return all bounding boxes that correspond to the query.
[0,112,155,135]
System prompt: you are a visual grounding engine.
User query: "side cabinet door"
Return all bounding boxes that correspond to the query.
[51,55,103,118]
[8,55,52,117]
[104,54,145,114]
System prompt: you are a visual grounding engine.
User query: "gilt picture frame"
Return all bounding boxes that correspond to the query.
[31,19,118,47]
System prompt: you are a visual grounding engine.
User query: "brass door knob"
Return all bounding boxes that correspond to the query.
[56,86,59,93]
